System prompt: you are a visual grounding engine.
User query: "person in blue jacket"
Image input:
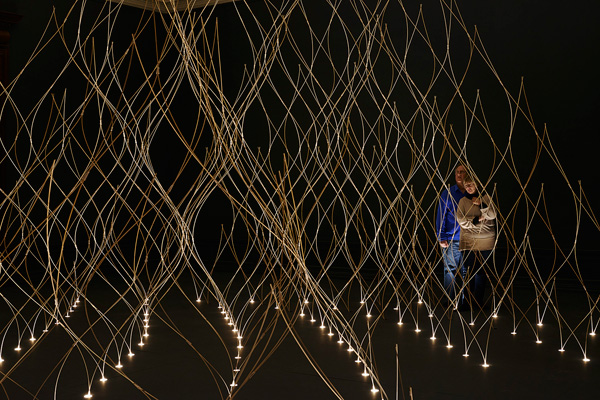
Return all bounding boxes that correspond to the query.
[435,164,467,307]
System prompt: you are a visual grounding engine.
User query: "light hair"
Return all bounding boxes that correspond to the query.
[464,175,491,203]
[463,174,481,189]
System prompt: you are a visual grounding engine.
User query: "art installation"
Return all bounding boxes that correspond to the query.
[0,0,598,398]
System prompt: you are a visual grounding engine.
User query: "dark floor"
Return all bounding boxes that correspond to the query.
[0,272,598,400]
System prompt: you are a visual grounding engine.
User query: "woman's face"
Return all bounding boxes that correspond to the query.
[465,182,477,195]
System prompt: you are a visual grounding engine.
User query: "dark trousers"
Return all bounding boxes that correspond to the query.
[442,241,463,304]
[462,249,491,309]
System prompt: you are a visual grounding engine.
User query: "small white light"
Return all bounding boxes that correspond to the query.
[417,300,423,304]
[430,336,436,340]
[233,368,240,372]
[482,363,490,368]
[299,313,305,317]
[590,332,596,336]
[397,321,403,326]
[536,340,542,344]
[328,332,334,336]
[428,314,433,318]
[143,333,149,337]
[337,340,344,344]
[237,335,243,339]
[511,331,517,335]
[249,299,255,304]
[393,307,399,311]
[492,314,498,318]
[138,342,144,347]
[469,322,475,326]
[232,328,238,332]
[583,357,590,362]
[446,344,453,348]
[84,392,93,399]
[14,347,21,351]
[196,298,201,303]
[355,358,361,363]
[347,347,354,352]
[319,325,326,329]
[237,345,243,349]
[558,348,565,352]
[361,371,369,377]
[128,352,134,357]
[29,337,36,342]
[230,381,238,387]
[100,377,107,382]
[235,356,241,360]
[371,387,379,393]
[304,299,309,304]
[274,306,279,310]
[537,322,543,327]
[463,353,469,357]
[360,301,365,304]
[310,319,316,323]
[415,329,421,333]
[116,363,123,369]
[366,314,372,318]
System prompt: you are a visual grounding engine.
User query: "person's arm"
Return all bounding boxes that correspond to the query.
[457,198,481,229]
[479,194,496,221]
[435,190,449,245]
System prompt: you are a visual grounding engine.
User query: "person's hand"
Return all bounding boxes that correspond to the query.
[472,197,481,206]
[440,240,449,248]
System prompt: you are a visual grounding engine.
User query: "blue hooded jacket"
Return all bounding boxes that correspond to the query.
[435,184,465,242]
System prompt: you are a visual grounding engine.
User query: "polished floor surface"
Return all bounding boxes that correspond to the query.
[0,271,598,400]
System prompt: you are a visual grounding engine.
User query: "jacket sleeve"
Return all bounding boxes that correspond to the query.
[435,190,448,240]
[457,198,480,230]
[480,194,496,220]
